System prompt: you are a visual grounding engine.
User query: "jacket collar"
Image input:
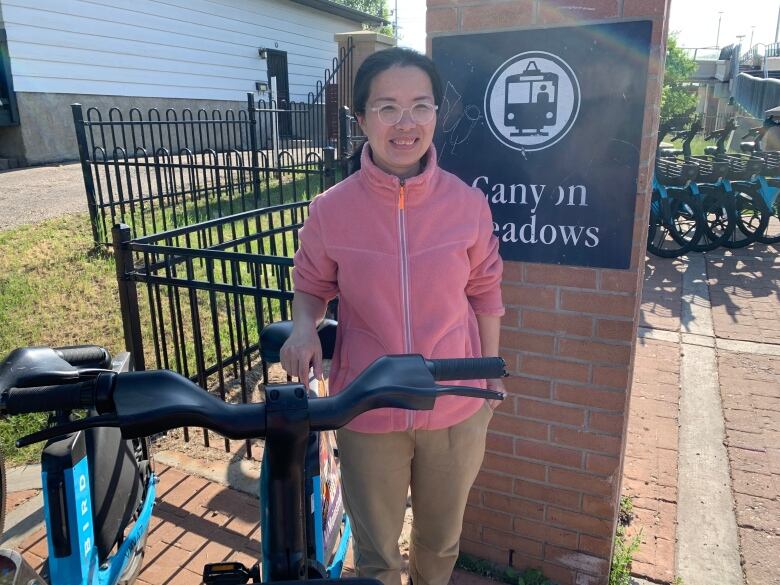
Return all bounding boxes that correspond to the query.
[359,143,439,204]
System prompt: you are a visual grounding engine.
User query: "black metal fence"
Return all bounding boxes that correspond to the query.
[113,200,313,457]
[74,38,356,246]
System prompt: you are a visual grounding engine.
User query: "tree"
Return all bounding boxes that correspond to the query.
[331,0,394,37]
[660,34,698,125]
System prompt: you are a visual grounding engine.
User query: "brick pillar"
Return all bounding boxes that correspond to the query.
[427,2,670,584]
[335,31,396,104]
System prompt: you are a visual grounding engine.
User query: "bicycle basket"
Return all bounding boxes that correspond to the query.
[718,153,765,180]
[656,157,699,186]
[688,156,728,182]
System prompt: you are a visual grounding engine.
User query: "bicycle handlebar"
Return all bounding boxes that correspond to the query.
[425,357,506,381]
[3,380,104,415]
[1,349,506,446]
[55,345,112,369]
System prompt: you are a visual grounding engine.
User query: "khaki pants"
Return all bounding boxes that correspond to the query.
[336,403,493,585]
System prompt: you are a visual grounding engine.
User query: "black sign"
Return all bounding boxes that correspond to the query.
[432,21,652,269]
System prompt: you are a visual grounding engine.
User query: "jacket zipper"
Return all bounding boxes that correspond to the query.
[397,179,414,429]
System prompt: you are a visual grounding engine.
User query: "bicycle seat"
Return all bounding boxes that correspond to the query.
[260,319,338,363]
[0,347,78,391]
[704,145,719,156]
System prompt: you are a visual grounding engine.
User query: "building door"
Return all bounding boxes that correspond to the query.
[266,49,292,137]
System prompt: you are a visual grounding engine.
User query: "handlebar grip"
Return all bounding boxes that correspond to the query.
[425,357,506,381]
[54,345,111,369]
[3,380,96,415]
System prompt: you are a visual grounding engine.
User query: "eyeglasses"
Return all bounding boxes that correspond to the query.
[369,103,438,126]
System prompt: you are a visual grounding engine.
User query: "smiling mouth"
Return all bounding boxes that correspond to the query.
[391,137,418,146]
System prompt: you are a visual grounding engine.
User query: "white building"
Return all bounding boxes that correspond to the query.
[0,0,381,165]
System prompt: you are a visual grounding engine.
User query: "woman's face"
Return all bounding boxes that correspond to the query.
[357,65,437,179]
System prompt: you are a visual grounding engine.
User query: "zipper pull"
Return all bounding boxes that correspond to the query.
[399,182,406,210]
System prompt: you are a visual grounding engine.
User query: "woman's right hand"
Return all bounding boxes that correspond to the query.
[280,326,324,384]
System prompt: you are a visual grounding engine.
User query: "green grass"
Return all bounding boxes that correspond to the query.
[0,167,328,464]
[0,215,124,464]
[667,136,709,156]
[455,553,552,585]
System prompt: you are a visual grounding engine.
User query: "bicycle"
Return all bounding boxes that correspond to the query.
[0,336,505,585]
[647,156,703,258]
[660,119,737,252]
[737,121,780,244]
[701,118,771,247]
[0,345,154,585]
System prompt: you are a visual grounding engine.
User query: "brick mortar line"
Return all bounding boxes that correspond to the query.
[637,328,780,356]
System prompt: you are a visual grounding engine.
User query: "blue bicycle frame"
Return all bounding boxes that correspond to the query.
[754,175,780,210]
[40,430,157,585]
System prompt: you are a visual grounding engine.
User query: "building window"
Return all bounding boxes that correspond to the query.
[0,30,19,126]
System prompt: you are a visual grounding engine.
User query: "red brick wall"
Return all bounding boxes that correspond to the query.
[426,1,670,584]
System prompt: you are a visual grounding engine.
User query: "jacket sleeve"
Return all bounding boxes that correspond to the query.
[466,194,505,316]
[292,198,339,302]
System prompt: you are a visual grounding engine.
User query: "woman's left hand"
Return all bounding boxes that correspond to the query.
[486,377,507,411]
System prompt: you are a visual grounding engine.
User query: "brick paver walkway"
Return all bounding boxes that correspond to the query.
[622,337,679,584]
[718,351,780,585]
[707,249,780,344]
[17,465,261,584]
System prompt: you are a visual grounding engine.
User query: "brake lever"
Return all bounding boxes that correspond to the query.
[435,386,505,401]
[15,414,119,448]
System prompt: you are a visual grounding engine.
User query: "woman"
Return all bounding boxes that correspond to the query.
[280,47,505,585]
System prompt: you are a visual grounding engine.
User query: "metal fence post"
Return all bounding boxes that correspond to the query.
[72,104,101,246]
[323,147,336,189]
[338,106,350,160]
[247,93,261,206]
[112,224,146,371]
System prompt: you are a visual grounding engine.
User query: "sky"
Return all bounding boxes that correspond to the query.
[669,0,778,49]
[392,0,426,53]
[392,0,780,54]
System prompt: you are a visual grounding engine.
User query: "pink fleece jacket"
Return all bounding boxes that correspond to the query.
[293,144,504,432]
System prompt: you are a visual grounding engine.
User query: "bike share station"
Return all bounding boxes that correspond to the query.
[428,1,667,582]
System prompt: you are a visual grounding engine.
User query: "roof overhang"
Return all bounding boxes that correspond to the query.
[287,0,387,26]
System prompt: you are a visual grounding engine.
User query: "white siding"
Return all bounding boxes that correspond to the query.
[1,0,358,101]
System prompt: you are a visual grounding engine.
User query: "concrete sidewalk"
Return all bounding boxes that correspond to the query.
[4,247,779,585]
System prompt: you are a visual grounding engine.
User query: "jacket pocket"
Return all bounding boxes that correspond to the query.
[429,323,472,360]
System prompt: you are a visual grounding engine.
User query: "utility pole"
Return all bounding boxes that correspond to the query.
[775,5,779,43]
[749,25,755,49]
[716,11,724,48]
[394,0,398,40]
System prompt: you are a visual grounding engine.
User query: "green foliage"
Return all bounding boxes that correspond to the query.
[618,494,634,525]
[331,0,394,37]
[661,34,698,125]
[456,554,551,585]
[610,525,642,585]
[611,495,640,585]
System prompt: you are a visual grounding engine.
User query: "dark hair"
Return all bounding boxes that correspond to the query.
[353,47,443,116]
[348,48,443,172]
